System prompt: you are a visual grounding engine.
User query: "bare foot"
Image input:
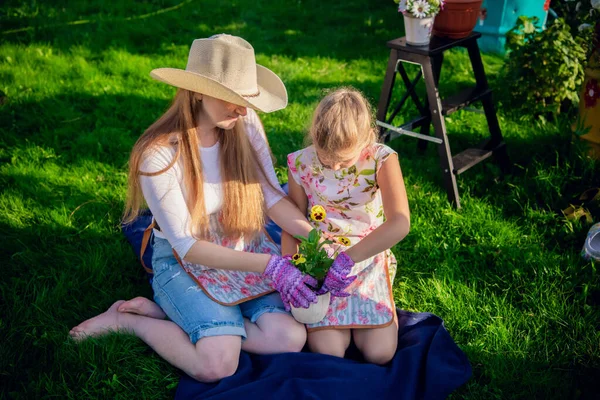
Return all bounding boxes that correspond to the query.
[69,300,130,341]
[117,296,166,319]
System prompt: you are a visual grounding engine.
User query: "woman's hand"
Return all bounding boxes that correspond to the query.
[317,252,357,297]
[263,255,318,311]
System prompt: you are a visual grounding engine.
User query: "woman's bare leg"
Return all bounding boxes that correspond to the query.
[117,296,166,319]
[242,313,306,354]
[352,319,399,365]
[70,300,241,382]
[113,297,305,354]
[307,329,352,358]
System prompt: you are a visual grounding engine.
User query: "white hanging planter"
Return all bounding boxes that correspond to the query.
[403,14,435,46]
[291,292,331,324]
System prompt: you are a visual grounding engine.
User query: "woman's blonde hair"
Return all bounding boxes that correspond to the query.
[308,87,377,164]
[123,89,272,240]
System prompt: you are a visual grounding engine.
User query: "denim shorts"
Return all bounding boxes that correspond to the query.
[150,236,288,344]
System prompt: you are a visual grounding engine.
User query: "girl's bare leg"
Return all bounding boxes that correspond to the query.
[352,318,399,365]
[307,329,352,358]
[242,313,306,354]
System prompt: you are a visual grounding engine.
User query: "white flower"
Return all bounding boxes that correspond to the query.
[398,0,407,12]
[591,0,600,10]
[579,23,593,31]
[411,0,431,18]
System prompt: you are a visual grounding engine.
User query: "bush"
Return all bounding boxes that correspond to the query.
[550,0,599,58]
[501,16,587,118]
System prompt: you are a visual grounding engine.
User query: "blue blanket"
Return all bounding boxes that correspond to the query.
[175,310,471,400]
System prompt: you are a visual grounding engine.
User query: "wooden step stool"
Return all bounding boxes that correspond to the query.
[376,32,510,208]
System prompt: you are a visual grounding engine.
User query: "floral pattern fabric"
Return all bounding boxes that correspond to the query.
[577,49,600,158]
[287,143,398,329]
[584,79,599,109]
[181,214,279,305]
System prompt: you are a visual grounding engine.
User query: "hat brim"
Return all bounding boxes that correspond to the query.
[149,65,287,113]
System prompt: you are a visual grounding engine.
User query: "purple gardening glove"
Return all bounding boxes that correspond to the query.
[317,252,357,297]
[263,255,318,311]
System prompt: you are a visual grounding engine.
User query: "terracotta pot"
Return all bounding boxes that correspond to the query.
[433,0,483,39]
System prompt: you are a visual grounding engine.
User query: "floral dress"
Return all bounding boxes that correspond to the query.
[287,143,398,331]
[180,214,280,305]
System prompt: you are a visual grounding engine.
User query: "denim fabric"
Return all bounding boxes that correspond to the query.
[150,237,288,344]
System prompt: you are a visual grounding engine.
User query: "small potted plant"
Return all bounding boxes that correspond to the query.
[395,0,445,46]
[289,205,349,324]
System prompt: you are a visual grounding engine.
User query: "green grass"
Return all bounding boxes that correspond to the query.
[1,0,599,399]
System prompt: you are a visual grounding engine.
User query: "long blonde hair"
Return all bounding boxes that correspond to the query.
[309,87,377,164]
[124,89,271,240]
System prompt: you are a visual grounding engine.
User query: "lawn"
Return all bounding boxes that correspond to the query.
[1,0,599,399]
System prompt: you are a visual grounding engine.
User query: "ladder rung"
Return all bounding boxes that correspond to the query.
[452,148,493,175]
[442,87,491,116]
[376,120,443,144]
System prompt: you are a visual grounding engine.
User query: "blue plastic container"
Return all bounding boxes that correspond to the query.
[477,0,549,54]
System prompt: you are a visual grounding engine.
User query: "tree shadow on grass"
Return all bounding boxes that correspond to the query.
[453,349,600,399]
[0,93,169,168]
[0,216,157,397]
[394,242,600,399]
[0,0,401,61]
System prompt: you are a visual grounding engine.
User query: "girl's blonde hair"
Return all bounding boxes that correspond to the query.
[309,87,377,164]
[123,89,271,240]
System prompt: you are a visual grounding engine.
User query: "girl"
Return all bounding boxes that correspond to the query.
[70,34,319,382]
[282,87,410,365]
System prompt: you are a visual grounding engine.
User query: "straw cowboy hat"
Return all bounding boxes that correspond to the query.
[150,34,288,113]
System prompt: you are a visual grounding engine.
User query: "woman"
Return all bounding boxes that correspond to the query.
[69,34,323,383]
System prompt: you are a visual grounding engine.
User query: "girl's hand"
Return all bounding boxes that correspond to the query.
[317,252,357,297]
[263,255,318,311]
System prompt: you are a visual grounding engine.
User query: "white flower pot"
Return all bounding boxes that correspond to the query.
[403,14,435,46]
[291,292,331,324]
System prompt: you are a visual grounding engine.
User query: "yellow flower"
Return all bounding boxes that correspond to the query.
[310,205,327,222]
[292,253,306,265]
[338,236,351,246]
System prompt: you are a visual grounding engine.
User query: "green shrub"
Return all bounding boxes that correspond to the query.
[501,16,587,118]
[550,0,599,58]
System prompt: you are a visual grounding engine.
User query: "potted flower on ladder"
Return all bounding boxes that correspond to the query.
[395,0,445,46]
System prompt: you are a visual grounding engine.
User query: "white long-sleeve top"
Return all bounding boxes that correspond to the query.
[139,109,286,258]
